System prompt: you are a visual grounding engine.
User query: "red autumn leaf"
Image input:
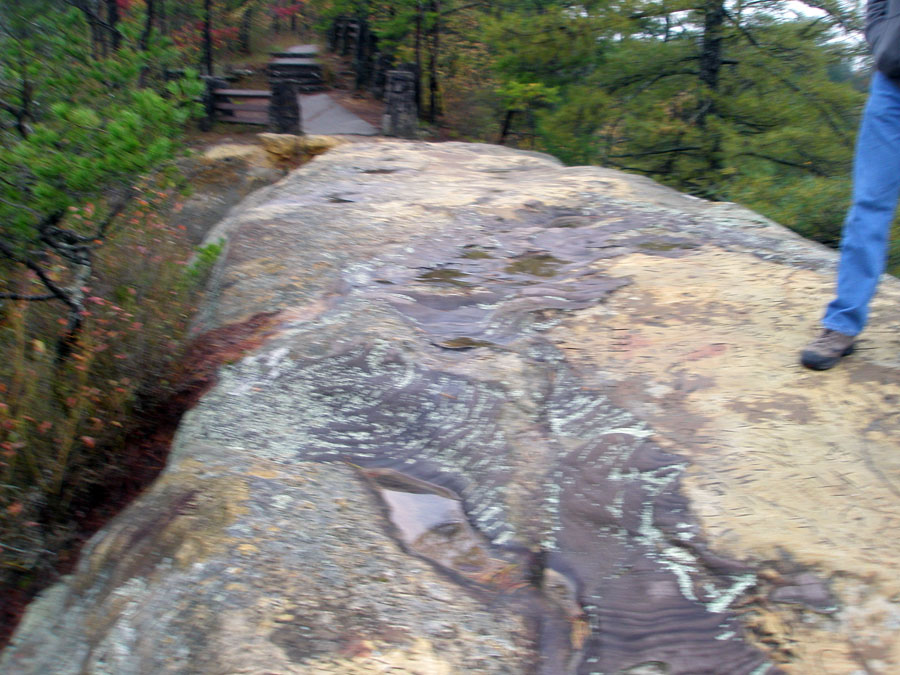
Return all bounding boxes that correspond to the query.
[80,436,96,448]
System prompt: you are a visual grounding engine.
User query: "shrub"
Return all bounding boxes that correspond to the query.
[0,180,212,624]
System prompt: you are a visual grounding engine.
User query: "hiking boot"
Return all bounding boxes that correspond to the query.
[800,329,855,370]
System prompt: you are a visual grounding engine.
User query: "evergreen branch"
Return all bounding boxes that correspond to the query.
[608,68,698,93]
[64,0,120,35]
[726,13,854,146]
[0,196,40,215]
[736,151,829,176]
[795,0,863,34]
[441,2,491,17]
[0,96,23,117]
[607,146,703,158]
[605,161,668,175]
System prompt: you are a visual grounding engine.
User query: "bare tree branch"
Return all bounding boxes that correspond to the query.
[0,292,58,301]
[0,231,76,311]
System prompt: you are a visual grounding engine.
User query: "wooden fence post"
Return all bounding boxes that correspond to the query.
[268,79,302,135]
[383,70,417,138]
[200,76,228,131]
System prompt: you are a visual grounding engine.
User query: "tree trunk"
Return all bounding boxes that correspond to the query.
[140,0,156,52]
[203,0,213,76]
[70,0,105,56]
[415,3,423,115]
[335,18,346,54]
[89,9,104,57]
[354,19,370,90]
[239,6,253,55]
[699,0,726,94]
[498,109,517,145]
[426,0,440,123]
[697,0,726,176]
[138,0,156,86]
[106,0,121,51]
[158,0,167,35]
[14,54,33,138]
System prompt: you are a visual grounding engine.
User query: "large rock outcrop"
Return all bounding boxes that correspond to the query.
[4,141,900,674]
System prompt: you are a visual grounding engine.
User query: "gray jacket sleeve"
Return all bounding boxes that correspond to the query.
[866,0,890,44]
[866,0,900,77]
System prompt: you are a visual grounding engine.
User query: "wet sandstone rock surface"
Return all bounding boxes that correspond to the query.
[4,141,900,674]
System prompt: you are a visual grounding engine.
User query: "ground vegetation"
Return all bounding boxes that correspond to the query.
[0,0,300,645]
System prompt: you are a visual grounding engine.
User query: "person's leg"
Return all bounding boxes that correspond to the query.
[823,71,900,336]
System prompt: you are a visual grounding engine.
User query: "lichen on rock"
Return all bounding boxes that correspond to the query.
[4,141,900,674]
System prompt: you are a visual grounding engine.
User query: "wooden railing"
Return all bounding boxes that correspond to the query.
[212,88,271,126]
[199,45,323,133]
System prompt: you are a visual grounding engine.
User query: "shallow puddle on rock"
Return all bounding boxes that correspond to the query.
[505,254,566,277]
[379,489,464,546]
[437,337,496,350]
[547,216,592,228]
[326,194,356,203]
[360,168,399,174]
[460,246,493,259]
[416,268,473,287]
[363,469,528,591]
[363,467,590,669]
[637,239,698,252]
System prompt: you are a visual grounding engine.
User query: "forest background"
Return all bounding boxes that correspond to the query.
[0,0,882,646]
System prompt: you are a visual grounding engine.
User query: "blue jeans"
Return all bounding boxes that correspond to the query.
[823,71,900,336]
